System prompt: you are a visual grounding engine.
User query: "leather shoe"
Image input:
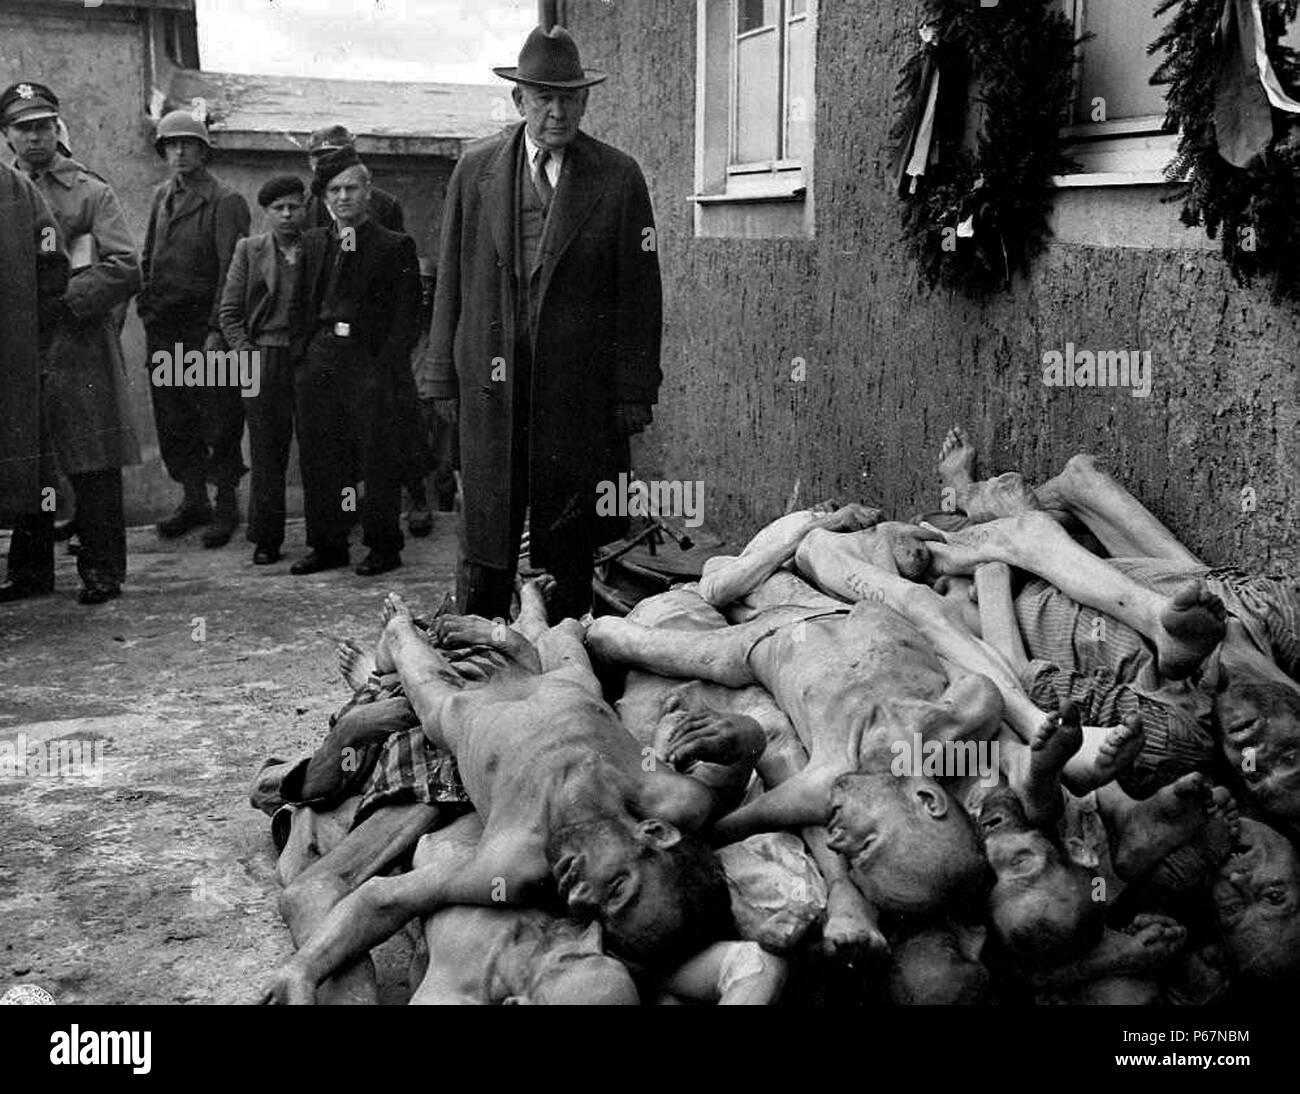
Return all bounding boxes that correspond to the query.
[78,581,121,605]
[252,545,281,565]
[0,578,53,603]
[355,550,401,577]
[290,549,349,576]
[406,506,433,537]
[201,511,240,549]
[157,502,212,539]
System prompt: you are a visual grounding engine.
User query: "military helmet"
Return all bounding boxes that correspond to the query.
[154,109,212,156]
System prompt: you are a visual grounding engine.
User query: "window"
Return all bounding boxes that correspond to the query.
[1055,0,1179,186]
[694,0,816,238]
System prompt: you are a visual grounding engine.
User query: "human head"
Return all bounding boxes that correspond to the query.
[1214,662,1300,827]
[257,175,307,241]
[306,123,355,172]
[827,772,989,917]
[154,109,212,177]
[1211,816,1300,983]
[324,163,372,228]
[496,24,603,151]
[889,921,990,1004]
[520,921,640,1005]
[547,816,733,970]
[979,788,1104,966]
[1,81,61,171]
[511,83,588,151]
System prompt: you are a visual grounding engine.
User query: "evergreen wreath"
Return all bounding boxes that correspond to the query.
[1152,0,1300,300]
[890,0,1081,294]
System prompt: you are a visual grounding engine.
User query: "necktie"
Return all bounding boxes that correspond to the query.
[533,149,554,212]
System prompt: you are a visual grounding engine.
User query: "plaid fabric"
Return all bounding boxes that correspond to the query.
[353,720,470,828]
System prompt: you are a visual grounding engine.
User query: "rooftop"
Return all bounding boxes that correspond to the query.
[169,69,511,157]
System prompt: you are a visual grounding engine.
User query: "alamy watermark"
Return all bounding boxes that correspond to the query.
[1041,343,1152,398]
[595,473,704,528]
[891,733,1000,789]
[151,344,261,398]
[0,734,106,786]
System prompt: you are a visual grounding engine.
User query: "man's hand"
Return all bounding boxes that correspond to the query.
[431,397,458,426]
[813,503,882,534]
[613,402,653,437]
[258,960,316,1005]
[204,330,226,354]
[660,708,765,770]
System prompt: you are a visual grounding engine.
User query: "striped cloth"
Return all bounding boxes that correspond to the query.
[353,718,470,828]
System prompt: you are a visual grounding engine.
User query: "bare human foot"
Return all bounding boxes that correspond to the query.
[336,637,377,692]
[1107,914,1187,975]
[656,684,765,769]
[1062,715,1145,794]
[822,882,889,966]
[938,425,976,511]
[962,472,1042,522]
[374,592,415,674]
[1113,772,1214,880]
[1021,703,1083,827]
[1151,787,1240,893]
[1155,580,1227,680]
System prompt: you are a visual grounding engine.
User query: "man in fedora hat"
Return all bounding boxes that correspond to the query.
[421,23,663,623]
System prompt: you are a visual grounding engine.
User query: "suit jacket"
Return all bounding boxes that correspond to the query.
[289,218,421,366]
[420,123,663,569]
[139,167,250,335]
[219,231,291,350]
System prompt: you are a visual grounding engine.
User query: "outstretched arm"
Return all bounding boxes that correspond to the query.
[698,504,880,608]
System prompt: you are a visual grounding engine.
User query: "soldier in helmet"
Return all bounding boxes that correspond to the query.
[138,108,251,548]
[0,80,142,604]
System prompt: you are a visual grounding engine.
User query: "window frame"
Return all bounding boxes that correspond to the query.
[1052,0,1180,188]
[692,0,815,228]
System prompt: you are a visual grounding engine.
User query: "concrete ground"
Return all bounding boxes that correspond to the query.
[0,514,461,1005]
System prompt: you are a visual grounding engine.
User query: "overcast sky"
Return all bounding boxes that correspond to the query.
[195,0,539,84]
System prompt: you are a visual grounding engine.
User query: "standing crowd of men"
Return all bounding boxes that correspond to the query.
[0,23,662,616]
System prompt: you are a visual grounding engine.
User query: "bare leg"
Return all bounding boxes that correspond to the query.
[512,575,554,645]
[1030,914,1186,993]
[587,608,813,688]
[803,825,888,964]
[929,512,1224,679]
[796,529,1041,742]
[277,801,446,1005]
[1036,454,1202,566]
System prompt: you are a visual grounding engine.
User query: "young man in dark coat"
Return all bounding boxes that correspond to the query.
[139,109,251,548]
[421,24,663,623]
[2,81,142,604]
[288,163,422,578]
[219,175,308,566]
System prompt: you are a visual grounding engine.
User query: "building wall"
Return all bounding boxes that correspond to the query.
[567,2,1300,573]
[1,5,453,523]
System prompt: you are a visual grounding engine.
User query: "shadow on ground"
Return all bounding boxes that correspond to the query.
[0,515,459,1004]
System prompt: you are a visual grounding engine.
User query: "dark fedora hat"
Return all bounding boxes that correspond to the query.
[493,25,606,89]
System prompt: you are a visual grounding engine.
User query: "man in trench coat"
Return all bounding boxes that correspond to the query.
[1,81,138,604]
[420,24,663,622]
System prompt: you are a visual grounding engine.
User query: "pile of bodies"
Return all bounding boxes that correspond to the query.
[252,430,1300,1005]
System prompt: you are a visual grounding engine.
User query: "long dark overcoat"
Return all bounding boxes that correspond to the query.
[421,122,663,571]
[37,154,142,474]
[0,163,67,515]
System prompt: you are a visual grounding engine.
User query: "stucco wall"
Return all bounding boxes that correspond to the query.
[2,7,453,523]
[566,1,1299,573]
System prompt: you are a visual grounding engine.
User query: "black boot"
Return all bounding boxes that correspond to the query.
[157,483,212,539]
[202,485,240,549]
